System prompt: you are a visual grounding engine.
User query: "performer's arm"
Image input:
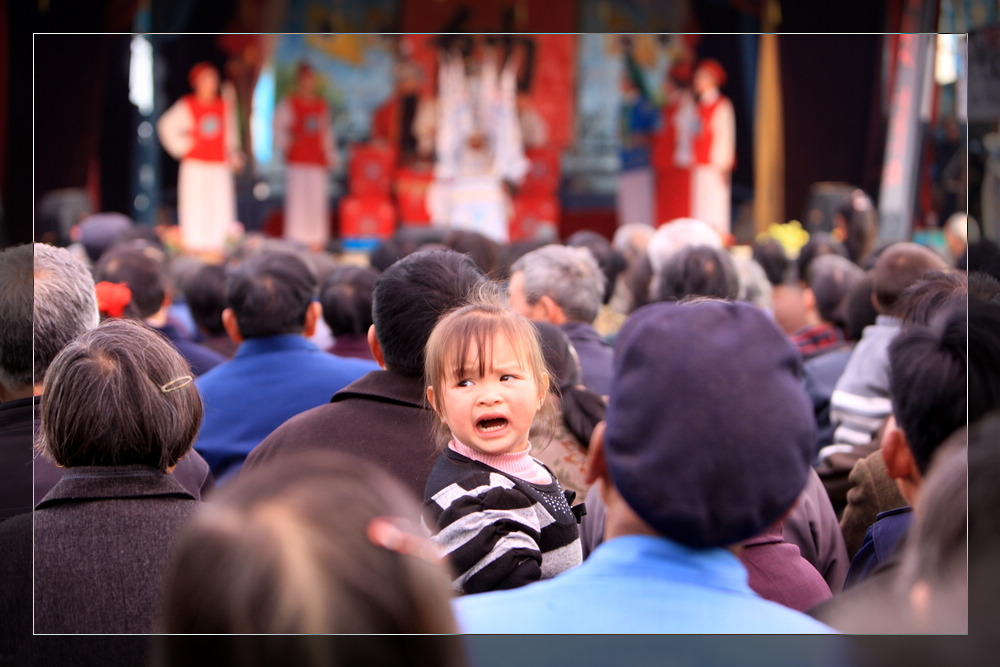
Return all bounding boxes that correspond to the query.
[221,81,244,171]
[156,99,194,160]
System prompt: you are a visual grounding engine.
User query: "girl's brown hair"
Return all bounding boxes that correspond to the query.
[157,451,467,666]
[424,290,553,447]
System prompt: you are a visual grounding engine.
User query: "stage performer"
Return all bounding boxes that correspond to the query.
[651,63,696,225]
[157,62,242,256]
[616,53,659,228]
[372,60,437,166]
[274,62,338,251]
[429,48,528,244]
[691,59,736,237]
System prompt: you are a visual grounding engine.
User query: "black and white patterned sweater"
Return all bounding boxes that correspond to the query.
[423,447,584,595]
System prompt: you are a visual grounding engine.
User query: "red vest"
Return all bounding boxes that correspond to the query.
[652,100,681,169]
[185,95,226,162]
[286,95,329,166]
[693,96,723,166]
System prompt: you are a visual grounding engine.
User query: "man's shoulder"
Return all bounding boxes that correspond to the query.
[453,549,837,634]
[251,401,348,451]
[245,381,431,466]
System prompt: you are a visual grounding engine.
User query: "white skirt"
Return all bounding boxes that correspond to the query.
[178,158,235,253]
[691,165,731,236]
[284,163,330,248]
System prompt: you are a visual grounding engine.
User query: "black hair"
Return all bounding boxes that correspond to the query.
[566,230,627,305]
[897,269,966,327]
[226,251,317,339]
[655,245,740,303]
[443,230,503,279]
[888,304,967,474]
[841,273,878,342]
[533,321,606,447]
[184,263,229,337]
[372,249,487,377]
[834,189,877,266]
[751,238,790,286]
[319,265,380,337]
[796,232,848,284]
[968,270,1000,304]
[806,254,864,327]
[94,242,169,319]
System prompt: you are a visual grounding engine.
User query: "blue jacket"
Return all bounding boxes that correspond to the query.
[454,534,837,634]
[842,506,912,590]
[193,334,378,482]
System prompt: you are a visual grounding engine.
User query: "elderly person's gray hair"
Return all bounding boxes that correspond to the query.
[0,243,99,391]
[511,244,605,323]
[733,255,774,311]
[613,223,654,257]
[646,218,723,275]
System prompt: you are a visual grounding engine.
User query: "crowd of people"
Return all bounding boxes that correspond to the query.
[0,195,996,664]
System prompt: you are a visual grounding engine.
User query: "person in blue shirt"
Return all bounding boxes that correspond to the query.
[193,250,378,483]
[454,300,837,634]
[616,50,660,228]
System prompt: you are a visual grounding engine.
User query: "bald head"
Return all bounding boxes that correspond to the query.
[872,242,949,316]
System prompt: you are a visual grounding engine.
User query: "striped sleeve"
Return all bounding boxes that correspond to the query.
[428,472,544,595]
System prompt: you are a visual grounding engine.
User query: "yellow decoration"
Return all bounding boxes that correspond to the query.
[757,220,810,259]
[304,34,367,66]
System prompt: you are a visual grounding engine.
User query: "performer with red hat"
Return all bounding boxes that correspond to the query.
[652,62,697,225]
[691,59,736,237]
[274,62,338,251]
[157,62,243,256]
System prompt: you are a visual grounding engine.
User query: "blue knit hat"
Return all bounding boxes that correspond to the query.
[604,300,815,549]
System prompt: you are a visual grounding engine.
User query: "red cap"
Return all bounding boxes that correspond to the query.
[695,59,727,87]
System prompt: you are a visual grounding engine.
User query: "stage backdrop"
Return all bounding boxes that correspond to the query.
[400,0,578,151]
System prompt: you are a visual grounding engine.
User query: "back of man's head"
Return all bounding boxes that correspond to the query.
[888,304,969,475]
[320,265,380,337]
[806,254,865,326]
[226,251,317,339]
[510,244,604,323]
[604,300,815,548]
[0,243,99,391]
[185,263,229,337]
[872,242,949,315]
[372,249,487,377]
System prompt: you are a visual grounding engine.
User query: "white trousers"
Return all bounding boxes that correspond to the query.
[617,168,654,227]
[284,164,330,248]
[178,158,235,253]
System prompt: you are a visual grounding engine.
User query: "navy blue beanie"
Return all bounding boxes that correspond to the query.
[604,300,815,549]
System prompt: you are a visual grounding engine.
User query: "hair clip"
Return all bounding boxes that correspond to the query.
[161,375,193,394]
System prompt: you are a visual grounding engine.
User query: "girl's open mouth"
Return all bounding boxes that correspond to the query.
[477,417,509,432]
